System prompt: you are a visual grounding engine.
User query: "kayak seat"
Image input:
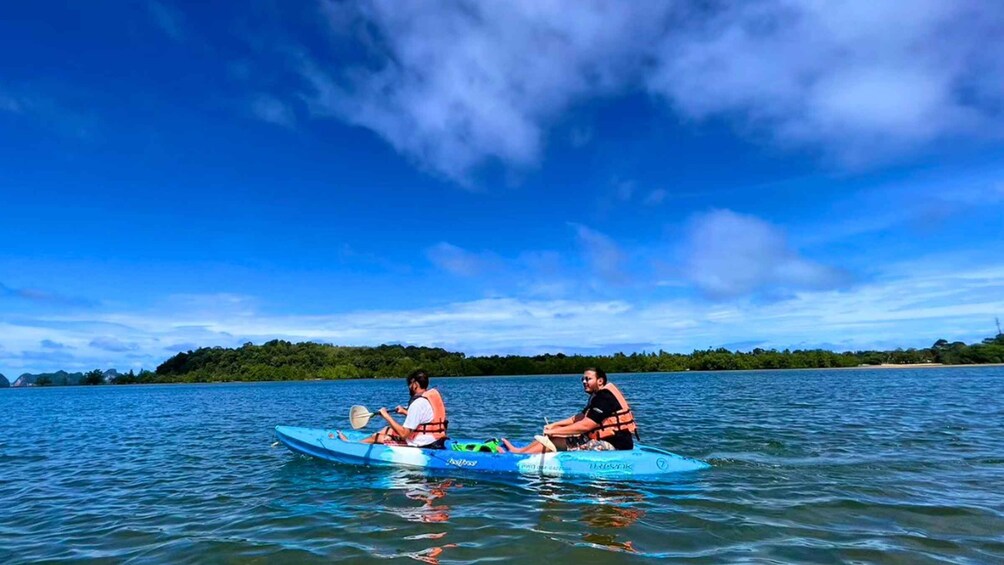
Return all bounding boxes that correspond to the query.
[420,437,448,450]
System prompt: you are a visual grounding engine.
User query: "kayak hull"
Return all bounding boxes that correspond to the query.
[275,426,709,479]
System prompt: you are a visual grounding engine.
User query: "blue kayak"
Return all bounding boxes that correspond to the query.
[275,426,709,479]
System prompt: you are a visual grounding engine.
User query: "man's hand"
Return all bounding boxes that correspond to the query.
[379,407,391,419]
[395,405,407,415]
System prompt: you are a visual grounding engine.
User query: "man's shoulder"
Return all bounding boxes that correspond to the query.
[411,396,434,416]
[593,388,625,411]
[403,397,434,427]
[593,388,618,403]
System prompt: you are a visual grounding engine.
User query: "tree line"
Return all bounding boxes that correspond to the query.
[74,332,1004,384]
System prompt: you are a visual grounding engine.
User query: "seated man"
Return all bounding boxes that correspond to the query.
[338,369,448,448]
[503,367,636,453]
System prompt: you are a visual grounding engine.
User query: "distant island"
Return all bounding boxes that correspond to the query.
[10,369,117,387]
[7,333,1003,386]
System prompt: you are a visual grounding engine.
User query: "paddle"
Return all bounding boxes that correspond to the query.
[349,405,377,429]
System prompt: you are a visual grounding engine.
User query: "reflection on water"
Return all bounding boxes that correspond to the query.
[3,369,1004,562]
[532,478,649,555]
[579,502,644,554]
[380,474,461,563]
[582,501,645,529]
[403,479,458,524]
[581,532,636,554]
[577,487,645,554]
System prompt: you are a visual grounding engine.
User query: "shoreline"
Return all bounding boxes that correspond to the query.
[4,362,1004,389]
[825,362,1004,370]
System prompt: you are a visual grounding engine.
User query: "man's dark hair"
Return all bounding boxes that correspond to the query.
[406,369,429,389]
[585,367,607,385]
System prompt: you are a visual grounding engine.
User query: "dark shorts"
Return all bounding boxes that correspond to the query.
[553,434,615,452]
[374,427,447,449]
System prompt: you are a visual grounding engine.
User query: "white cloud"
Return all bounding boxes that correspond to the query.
[2,257,1002,373]
[425,242,497,277]
[683,209,847,298]
[292,2,1004,183]
[302,1,672,184]
[649,1,1003,165]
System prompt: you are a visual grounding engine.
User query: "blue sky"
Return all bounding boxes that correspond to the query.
[2,1,1003,376]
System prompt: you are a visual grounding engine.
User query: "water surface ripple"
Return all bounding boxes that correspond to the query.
[2,368,1003,563]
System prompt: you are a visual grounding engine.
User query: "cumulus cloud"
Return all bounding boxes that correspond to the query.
[684,209,847,298]
[296,1,1004,183]
[648,1,1004,165]
[302,1,672,184]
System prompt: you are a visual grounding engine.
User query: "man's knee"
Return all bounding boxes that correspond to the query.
[375,426,403,445]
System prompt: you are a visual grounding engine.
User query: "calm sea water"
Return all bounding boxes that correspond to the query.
[2,368,1003,563]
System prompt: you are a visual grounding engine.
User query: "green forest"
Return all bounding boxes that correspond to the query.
[72,332,1004,385]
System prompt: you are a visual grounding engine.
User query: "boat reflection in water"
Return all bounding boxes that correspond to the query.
[403,478,458,524]
[579,499,645,553]
[577,486,645,554]
[533,478,647,555]
[382,473,461,564]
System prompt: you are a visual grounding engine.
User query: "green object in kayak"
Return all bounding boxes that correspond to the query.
[451,438,503,453]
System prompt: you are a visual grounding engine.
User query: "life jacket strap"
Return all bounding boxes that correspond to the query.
[415,418,449,433]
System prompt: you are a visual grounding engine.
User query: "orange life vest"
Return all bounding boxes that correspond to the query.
[411,388,449,440]
[587,382,638,441]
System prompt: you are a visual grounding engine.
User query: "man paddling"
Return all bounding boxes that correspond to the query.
[503,368,637,453]
[338,369,449,448]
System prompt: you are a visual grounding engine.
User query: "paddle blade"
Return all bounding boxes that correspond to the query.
[349,405,374,429]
